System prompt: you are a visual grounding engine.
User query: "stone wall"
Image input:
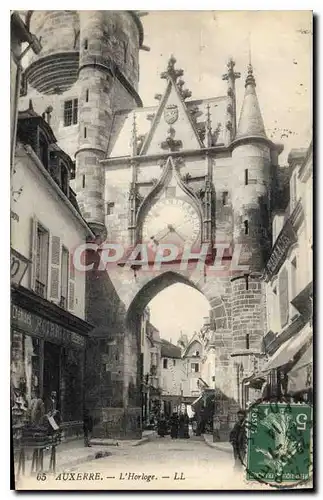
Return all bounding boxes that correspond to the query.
[231,276,266,352]
[29,10,80,62]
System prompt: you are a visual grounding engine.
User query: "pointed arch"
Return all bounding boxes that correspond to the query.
[126,270,199,330]
[135,155,204,241]
[125,269,228,334]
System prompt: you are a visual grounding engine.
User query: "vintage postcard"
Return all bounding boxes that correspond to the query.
[10,9,313,491]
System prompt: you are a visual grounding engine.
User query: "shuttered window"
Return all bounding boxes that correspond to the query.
[30,217,49,298]
[60,247,69,309]
[35,224,49,297]
[30,217,38,290]
[279,267,289,327]
[50,236,61,302]
[68,252,75,311]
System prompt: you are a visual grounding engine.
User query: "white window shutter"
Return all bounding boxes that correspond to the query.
[279,267,289,327]
[68,252,75,311]
[50,235,61,302]
[29,216,38,290]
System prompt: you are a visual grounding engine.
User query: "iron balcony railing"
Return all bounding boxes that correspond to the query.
[60,295,67,309]
[35,280,46,297]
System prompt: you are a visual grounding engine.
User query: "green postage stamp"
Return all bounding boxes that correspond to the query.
[246,402,313,485]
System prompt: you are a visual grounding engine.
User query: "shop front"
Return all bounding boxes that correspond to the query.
[248,321,313,401]
[11,286,93,440]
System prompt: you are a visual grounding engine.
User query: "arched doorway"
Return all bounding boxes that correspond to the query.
[85,255,262,440]
[123,270,236,437]
[129,276,211,428]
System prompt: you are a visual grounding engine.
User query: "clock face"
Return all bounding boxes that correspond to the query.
[142,198,200,246]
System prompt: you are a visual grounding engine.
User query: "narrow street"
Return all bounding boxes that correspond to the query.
[16,435,257,491]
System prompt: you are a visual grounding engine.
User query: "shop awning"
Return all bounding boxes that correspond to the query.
[191,390,215,411]
[288,343,313,393]
[198,377,209,389]
[245,373,267,389]
[191,395,203,409]
[261,325,312,373]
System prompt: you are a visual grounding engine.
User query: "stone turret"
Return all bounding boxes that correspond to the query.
[22,10,145,238]
[235,64,267,142]
[231,63,272,272]
[230,63,272,362]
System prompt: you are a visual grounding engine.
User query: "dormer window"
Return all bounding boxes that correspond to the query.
[38,132,48,169]
[60,162,69,196]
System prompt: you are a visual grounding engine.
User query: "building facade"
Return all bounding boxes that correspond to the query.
[140,309,162,426]
[160,339,184,416]
[247,142,313,402]
[17,10,312,438]
[11,103,94,440]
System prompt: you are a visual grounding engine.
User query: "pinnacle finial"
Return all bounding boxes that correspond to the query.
[205,103,213,147]
[222,58,241,82]
[206,103,211,130]
[227,57,235,71]
[131,112,137,156]
[245,62,256,87]
[160,54,184,81]
[245,32,255,87]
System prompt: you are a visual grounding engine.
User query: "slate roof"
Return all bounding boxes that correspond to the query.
[160,339,182,359]
[235,64,267,142]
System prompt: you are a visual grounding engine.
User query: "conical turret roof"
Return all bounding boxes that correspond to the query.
[235,64,267,142]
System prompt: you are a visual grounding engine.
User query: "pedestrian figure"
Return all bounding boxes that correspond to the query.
[183,410,190,439]
[46,391,60,425]
[178,411,190,439]
[169,412,179,439]
[83,409,93,447]
[213,415,221,442]
[229,410,247,470]
[157,413,167,437]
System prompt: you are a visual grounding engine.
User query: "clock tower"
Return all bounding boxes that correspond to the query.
[98,53,280,437]
[22,13,281,438]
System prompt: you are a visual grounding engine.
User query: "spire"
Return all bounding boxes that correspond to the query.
[235,63,267,142]
[245,63,256,88]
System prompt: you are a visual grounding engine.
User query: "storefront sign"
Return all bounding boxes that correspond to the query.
[11,249,30,286]
[70,332,85,347]
[11,304,86,348]
[266,221,297,278]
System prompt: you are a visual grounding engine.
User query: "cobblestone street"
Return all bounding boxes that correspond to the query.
[16,435,269,491]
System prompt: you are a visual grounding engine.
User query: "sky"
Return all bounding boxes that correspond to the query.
[148,283,211,344]
[140,11,312,344]
[139,11,312,164]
